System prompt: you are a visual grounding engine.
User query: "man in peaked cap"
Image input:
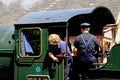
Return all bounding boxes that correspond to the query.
[72,22,100,80]
[80,22,91,34]
[80,22,91,28]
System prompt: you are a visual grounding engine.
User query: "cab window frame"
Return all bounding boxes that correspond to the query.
[18,27,42,58]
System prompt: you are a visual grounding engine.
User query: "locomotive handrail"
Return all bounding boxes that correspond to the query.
[93,63,106,69]
[17,57,34,65]
[93,63,105,66]
[0,49,14,53]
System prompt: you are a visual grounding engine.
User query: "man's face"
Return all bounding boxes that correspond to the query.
[81,28,84,33]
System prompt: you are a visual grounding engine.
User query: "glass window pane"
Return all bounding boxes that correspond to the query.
[19,28,41,57]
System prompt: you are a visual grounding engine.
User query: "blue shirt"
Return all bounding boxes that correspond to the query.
[48,40,72,62]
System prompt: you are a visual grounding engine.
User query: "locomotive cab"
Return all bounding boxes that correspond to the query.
[13,6,117,80]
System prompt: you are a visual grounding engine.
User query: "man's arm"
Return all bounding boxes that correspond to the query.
[56,53,66,57]
[48,52,59,62]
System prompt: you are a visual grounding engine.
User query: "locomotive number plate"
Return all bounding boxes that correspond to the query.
[27,75,50,80]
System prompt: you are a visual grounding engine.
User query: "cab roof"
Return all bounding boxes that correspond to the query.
[15,6,115,25]
[16,8,93,24]
[15,6,115,34]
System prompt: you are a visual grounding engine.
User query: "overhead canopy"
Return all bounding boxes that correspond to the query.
[16,7,94,24]
[15,6,115,34]
[16,6,115,25]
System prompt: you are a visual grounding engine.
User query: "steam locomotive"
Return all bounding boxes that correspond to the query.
[0,6,120,80]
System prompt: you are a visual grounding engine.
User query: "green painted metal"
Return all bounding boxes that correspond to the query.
[0,26,15,53]
[102,44,120,71]
[0,26,15,68]
[14,28,64,80]
[0,57,11,67]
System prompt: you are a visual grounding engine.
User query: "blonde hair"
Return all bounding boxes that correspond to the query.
[48,34,60,43]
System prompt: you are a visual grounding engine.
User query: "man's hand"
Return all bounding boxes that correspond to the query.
[72,48,78,56]
[48,52,59,62]
[52,56,59,62]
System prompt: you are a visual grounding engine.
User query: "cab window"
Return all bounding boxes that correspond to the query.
[19,28,41,57]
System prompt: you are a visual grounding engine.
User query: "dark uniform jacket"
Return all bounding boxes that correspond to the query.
[74,33,99,62]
